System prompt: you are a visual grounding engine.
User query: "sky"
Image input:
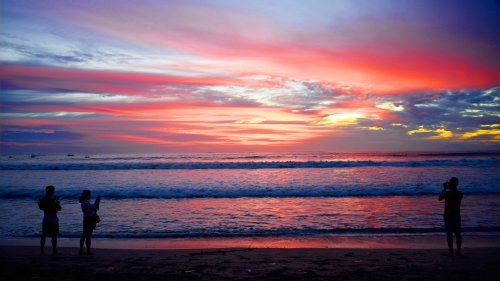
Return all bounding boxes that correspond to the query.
[1,0,500,153]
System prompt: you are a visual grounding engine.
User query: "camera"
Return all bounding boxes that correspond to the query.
[443,182,450,189]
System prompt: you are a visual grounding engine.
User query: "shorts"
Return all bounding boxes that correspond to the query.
[444,219,461,235]
[83,216,96,230]
[42,223,59,236]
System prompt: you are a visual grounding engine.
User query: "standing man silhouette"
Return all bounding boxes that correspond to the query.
[38,185,62,255]
[438,177,463,256]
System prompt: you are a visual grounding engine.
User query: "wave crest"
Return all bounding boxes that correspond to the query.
[1,158,499,170]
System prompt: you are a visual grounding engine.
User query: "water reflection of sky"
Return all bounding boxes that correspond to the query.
[1,194,499,238]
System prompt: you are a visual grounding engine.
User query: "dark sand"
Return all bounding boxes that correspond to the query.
[2,243,500,280]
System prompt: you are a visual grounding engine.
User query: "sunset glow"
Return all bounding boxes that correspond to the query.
[1,0,499,153]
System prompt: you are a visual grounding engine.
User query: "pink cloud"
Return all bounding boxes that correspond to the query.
[73,4,500,92]
[0,64,274,97]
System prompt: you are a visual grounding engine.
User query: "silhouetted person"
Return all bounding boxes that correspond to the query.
[79,190,100,255]
[38,185,62,255]
[438,177,463,256]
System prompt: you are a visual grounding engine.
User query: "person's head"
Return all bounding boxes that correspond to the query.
[79,190,91,203]
[449,177,459,189]
[45,185,55,195]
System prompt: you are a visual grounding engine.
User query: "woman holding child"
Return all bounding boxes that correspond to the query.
[79,190,100,255]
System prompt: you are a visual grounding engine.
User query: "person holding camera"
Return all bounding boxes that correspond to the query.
[79,190,100,255]
[38,185,62,255]
[438,177,463,256]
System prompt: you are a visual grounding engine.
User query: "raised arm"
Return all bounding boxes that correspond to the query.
[438,189,447,201]
[56,199,62,211]
[438,181,449,201]
[94,195,101,210]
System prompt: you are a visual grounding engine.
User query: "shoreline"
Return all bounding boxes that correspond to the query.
[2,233,500,250]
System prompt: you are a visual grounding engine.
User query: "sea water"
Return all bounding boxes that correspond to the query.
[0,151,499,239]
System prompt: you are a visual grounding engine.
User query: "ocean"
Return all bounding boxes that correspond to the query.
[1,151,499,240]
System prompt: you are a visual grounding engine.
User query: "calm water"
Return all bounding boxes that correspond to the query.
[0,151,499,238]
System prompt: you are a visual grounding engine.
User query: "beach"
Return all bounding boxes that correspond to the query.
[2,243,500,280]
[2,235,500,280]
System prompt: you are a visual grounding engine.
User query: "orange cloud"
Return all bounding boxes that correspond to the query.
[74,4,500,92]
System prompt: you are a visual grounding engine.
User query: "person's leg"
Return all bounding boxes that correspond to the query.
[51,236,58,254]
[86,236,91,253]
[41,222,47,254]
[40,234,46,254]
[444,219,454,255]
[455,220,462,256]
[80,230,86,254]
[446,233,454,255]
[80,229,93,254]
[85,229,94,254]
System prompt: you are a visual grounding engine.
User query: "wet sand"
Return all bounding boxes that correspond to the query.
[2,234,500,249]
[2,236,500,280]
